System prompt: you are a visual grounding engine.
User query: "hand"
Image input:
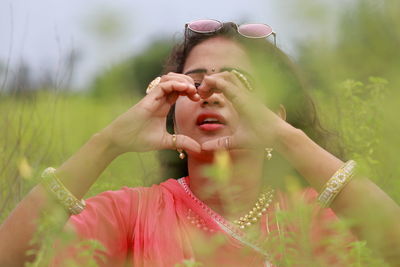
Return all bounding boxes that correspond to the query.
[197,71,289,151]
[101,73,202,155]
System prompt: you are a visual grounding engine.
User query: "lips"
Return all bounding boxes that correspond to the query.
[196,112,226,131]
[196,112,226,125]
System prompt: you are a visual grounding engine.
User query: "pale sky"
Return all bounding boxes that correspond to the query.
[0,0,347,89]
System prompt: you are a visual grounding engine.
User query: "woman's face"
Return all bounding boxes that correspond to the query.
[174,36,254,151]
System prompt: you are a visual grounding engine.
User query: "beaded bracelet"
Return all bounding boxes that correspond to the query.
[41,167,86,215]
[317,160,357,208]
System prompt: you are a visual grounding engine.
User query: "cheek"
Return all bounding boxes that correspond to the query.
[174,96,196,131]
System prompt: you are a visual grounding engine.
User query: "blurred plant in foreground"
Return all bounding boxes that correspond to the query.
[1,0,400,266]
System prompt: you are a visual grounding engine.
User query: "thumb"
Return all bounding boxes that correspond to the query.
[201,136,238,151]
[162,134,201,154]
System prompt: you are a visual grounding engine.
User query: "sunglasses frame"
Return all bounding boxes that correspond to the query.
[184,19,277,46]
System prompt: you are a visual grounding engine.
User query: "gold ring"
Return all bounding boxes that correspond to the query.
[231,70,254,91]
[172,134,177,149]
[225,136,231,149]
[146,76,161,94]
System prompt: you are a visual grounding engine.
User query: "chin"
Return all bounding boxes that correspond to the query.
[187,149,215,163]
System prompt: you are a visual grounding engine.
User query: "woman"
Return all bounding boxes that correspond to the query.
[1,20,400,267]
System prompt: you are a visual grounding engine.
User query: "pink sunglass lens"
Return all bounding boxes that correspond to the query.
[238,24,273,38]
[188,20,222,33]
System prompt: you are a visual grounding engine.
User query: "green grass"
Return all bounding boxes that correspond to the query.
[0,91,160,223]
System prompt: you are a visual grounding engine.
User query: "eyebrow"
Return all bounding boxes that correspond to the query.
[184,67,254,80]
[184,68,208,75]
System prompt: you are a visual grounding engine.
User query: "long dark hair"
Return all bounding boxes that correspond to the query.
[157,23,343,184]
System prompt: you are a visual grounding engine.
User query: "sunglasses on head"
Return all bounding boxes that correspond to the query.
[185,19,276,46]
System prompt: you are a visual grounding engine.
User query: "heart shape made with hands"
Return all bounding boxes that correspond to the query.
[194,71,283,152]
[143,71,281,154]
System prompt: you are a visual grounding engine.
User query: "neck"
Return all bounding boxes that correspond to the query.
[187,149,266,221]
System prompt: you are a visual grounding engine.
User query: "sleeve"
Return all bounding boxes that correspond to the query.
[50,187,141,267]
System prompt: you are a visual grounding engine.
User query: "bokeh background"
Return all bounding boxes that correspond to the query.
[1,2,400,263]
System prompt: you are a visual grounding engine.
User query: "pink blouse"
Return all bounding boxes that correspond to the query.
[50,177,355,267]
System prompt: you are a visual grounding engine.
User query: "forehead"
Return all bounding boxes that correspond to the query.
[183,37,254,74]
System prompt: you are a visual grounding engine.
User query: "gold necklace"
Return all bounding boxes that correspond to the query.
[233,188,275,229]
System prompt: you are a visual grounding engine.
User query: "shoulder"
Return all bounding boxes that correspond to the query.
[82,186,143,211]
[81,178,180,211]
[68,179,180,233]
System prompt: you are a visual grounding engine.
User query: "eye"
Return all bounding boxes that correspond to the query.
[194,82,202,89]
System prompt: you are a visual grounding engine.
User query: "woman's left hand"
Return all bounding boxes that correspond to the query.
[197,71,292,151]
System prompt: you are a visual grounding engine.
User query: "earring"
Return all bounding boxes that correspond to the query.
[178,149,185,159]
[265,148,273,160]
[172,134,186,160]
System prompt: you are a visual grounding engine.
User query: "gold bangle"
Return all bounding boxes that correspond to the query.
[41,167,86,215]
[317,160,357,208]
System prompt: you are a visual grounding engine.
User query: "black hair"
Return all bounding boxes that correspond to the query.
[157,23,343,184]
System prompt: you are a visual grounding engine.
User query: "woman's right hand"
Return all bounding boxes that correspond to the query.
[100,72,202,155]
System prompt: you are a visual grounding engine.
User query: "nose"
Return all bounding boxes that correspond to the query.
[200,93,225,108]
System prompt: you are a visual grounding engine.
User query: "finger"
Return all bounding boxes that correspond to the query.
[160,81,197,95]
[201,136,238,151]
[211,71,253,96]
[219,71,252,91]
[177,92,201,102]
[163,133,201,153]
[164,72,195,85]
[198,75,248,106]
[140,81,200,116]
[162,74,200,101]
[197,75,228,99]
[151,81,200,101]
[212,70,253,93]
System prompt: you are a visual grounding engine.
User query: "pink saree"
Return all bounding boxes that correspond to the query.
[51,177,354,267]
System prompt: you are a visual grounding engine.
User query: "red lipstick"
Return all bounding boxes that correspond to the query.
[196,112,226,131]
